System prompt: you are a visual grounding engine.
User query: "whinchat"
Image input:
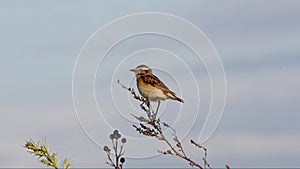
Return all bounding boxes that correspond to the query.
[130,64,183,113]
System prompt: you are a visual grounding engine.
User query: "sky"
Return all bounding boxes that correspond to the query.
[0,0,300,168]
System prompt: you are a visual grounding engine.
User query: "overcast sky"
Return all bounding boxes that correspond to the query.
[1,0,300,168]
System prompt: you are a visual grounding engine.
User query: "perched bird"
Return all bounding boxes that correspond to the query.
[130,64,183,113]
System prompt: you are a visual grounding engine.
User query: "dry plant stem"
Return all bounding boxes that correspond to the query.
[163,122,188,158]
[104,130,126,169]
[117,80,154,121]
[118,144,124,158]
[106,151,115,167]
[113,139,119,167]
[118,80,204,169]
[190,139,211,169]
[111,139,124,168]
[117,80,147,103]
[159,121,203,169]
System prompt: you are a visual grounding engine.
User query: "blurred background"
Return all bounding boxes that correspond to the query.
[0,0,299,168]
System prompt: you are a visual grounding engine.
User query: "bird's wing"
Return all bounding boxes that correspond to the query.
[140,74,184,103]
[141,74,173,93]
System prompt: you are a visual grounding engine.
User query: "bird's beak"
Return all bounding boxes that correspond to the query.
[130,69,135,72]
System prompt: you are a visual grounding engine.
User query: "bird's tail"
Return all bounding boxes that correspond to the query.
[174,95,184,103]
[167,92,184,103]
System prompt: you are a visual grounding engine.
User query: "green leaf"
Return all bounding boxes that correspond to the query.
[40,159,52,166]
[63,158,71,169]
[50,153,57,166]
[41,145,48,153]
[33,151,44,157]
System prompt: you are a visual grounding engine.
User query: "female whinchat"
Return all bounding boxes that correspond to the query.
[130,64,184,113]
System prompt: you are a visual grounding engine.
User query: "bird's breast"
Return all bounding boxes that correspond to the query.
[137,78,167,101]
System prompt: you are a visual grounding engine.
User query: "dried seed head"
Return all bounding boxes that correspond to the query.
[113,130,119,135]
[113,133,121,139]
[121,138,127,143]
[111,130,121,139]
[103,146,110,152]
[120,157,125,163]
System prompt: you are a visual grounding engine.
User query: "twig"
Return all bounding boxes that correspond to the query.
[117,80,147,104]
[118,80,154,121]
[118,80,205,169]
[190,139,211,169]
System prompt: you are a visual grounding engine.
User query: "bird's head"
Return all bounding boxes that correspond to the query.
[130,64,152,75]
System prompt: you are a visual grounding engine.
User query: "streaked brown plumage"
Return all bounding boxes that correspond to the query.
[130,64,184,103]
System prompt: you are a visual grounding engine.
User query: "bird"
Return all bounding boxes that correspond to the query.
[130,64,183,114]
